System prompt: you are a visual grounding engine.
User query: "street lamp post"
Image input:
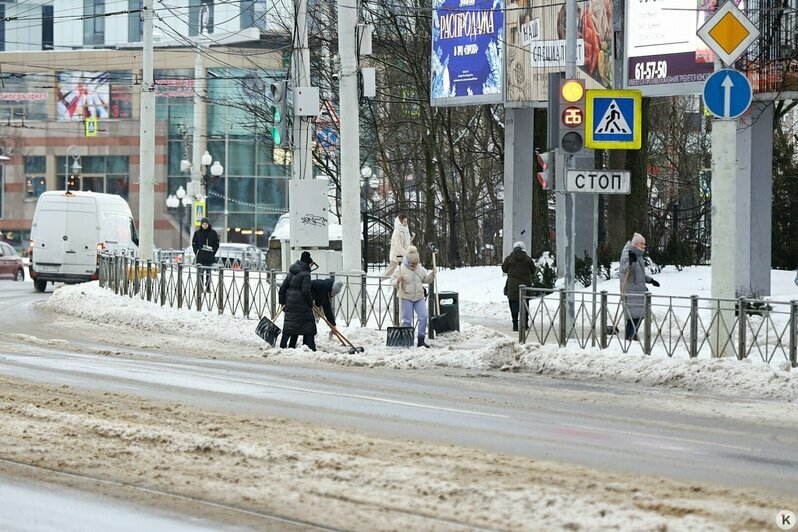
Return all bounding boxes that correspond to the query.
[165,185,190,249]
[199,149,224,239]
[65,145,81,192]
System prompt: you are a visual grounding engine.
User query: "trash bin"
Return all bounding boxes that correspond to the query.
[437,291,459,332]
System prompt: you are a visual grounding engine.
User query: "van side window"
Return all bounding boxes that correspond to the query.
[130,218,139,246]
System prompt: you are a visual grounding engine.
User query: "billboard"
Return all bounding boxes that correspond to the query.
[56,71,110,121]
[431,0,504,106]
[624,0,716,96]
[506,0,614,102]
[0,73,49,120]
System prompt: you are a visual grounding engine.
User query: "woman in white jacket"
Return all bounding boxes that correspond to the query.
[382,214,412,277]
[391,246,435,348]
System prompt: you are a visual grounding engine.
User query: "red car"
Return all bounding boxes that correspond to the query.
[0,242,25,281]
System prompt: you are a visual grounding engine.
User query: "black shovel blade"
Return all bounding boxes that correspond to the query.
[255,316,281,347]
[386,326,415,347]
[430,313,451,334]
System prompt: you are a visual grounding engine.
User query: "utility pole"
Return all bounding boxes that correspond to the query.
[292,0,312,181]
[138,0,155,260]
[563,0,578,328]
[190,49,205,199]
[338,0,362,272]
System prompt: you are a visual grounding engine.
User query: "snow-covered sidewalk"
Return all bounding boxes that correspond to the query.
[39,264,798,402]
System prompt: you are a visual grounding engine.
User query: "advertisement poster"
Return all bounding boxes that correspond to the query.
[109,71,132,119]
[56,71,110,121]
[624,0,715,95]
[506,0,613,102]
[431,0,504,106]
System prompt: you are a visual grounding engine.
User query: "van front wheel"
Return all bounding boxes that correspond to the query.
[34,279,47,292]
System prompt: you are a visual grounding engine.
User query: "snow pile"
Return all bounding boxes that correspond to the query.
[41,276,798,402]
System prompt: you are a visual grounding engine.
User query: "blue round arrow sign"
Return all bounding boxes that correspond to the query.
[703,69,752,119]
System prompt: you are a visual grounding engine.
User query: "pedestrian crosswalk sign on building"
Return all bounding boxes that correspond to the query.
[585,90,642,149]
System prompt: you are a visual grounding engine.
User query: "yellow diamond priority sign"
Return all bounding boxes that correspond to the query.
[697,1,759,66]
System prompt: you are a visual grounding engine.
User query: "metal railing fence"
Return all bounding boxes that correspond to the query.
[517,286,797,366]
[98,255,797,366]
[98,254,399,329]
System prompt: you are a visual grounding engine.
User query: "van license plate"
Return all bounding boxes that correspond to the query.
[36,265,60,273]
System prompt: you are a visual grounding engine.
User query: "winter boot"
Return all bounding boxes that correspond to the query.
[417,335,430,348]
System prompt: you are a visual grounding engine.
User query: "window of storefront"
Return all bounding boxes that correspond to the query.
[56,156,129,199]
[25,156,47,199]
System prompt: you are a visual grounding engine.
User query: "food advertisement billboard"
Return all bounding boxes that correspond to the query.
[506,0,614,102]
[431,0,504,106]
[624,0,716,95]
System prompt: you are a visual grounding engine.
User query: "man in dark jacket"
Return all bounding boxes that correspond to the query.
[501,241,536,331]
[191,217,219,291]
[278,251,317,350]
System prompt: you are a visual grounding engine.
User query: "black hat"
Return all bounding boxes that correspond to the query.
[300,251,313,265]
[200,217,210,224]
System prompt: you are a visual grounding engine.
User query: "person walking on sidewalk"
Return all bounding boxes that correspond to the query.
[391,246,435,348]
[619,233,660,341]
[278,251,317,351]
[382,214,412,277]
[502,241,536,331]
[191,217,219,292]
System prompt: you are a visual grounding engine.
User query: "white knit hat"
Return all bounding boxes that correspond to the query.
[513,241,526,251]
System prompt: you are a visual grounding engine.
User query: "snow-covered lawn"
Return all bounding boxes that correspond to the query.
[39,265,798,402]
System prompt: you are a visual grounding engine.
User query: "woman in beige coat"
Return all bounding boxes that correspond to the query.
[382,214,412,277]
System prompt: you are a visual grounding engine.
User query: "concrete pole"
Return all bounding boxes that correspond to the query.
[338,0,362,271]
[292,0,312,181]
[191,50,205,198]
[501,107,534,258]
[710,118,737,357]
[563,0,578,328]
[138,0,155,260]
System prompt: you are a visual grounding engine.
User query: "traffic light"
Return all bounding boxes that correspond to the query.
[535,150,552,190]
[270,80,289,147]
[559,79,585,154]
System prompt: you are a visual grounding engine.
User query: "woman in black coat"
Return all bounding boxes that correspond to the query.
[278,252,317,351]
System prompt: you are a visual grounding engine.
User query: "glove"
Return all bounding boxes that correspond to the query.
[628,250,637,263]
[651,279,660,287]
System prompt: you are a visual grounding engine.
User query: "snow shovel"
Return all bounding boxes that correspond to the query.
[386,282,415,348]
[313,306,364,354]
[255,306,283,347]
[429,253,451,334]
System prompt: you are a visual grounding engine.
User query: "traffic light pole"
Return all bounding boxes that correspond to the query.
[563,0,579,332]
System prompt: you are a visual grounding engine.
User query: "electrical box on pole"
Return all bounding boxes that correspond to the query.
[270,80,289,147]
[559,79,585,154]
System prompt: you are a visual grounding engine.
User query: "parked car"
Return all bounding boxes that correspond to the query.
[183,243,266,270]
[0,242,25,281]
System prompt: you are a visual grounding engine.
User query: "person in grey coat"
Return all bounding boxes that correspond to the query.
[619,233,660,340]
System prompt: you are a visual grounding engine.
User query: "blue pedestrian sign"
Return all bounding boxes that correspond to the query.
[585,90,642,149]
[703,69,752,119]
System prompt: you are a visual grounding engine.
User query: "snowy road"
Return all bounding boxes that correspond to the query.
[1,281,797,529]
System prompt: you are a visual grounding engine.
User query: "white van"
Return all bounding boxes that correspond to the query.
[29,191,138,292]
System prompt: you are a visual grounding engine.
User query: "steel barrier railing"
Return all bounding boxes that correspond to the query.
[98,255,797,366]
[518,286,797,366]
[98,254,399,330]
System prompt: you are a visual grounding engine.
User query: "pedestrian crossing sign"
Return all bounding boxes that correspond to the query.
[585,90,641,149]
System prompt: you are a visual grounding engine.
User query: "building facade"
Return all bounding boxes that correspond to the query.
[0,0,290,251]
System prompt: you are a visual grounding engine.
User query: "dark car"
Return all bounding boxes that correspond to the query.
[0,242,24,281]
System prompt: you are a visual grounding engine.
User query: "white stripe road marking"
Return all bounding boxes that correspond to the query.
[559,422,754,452]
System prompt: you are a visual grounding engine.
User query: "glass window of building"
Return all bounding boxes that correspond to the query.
[128,0,142,42]
[83,0,105,47]
[56,156,129,199]
[24,156,47,199]
[189,0,215,36]
[42,6,54,50]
